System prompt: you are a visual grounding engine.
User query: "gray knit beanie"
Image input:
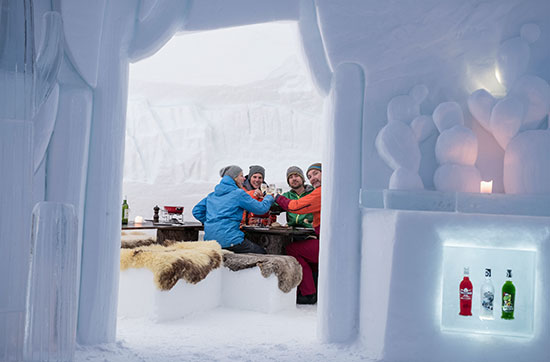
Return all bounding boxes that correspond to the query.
[248,165,265,178]
[286,166,305,185]
[219,165,242,180]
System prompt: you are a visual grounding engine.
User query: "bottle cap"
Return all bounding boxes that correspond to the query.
[485,268,491,277]
[506,269,512,278]
[464,267,470,275]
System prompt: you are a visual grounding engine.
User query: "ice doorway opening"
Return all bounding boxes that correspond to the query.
[123,21,325,218]
[119,20,325,348]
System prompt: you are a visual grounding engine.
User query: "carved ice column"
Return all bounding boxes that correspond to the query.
[0,120,33,362]
[318,63,364,343]
[24,203,78,362]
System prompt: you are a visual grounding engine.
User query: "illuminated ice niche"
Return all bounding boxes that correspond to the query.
[441,245,536,338]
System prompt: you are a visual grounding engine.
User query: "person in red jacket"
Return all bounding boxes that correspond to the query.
[275,163,322,304]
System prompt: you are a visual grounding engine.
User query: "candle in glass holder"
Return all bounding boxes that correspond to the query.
[134,215,144,224]
[480,180,493,193]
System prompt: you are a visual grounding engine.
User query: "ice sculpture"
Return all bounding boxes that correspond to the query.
[496,23,540,89]
[468,23,550,194]
[376,85,429,190]
[433,103,481,192]
[24,203,78,362]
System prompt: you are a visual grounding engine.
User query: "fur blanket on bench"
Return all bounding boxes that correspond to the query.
[120,241,222,290]
[121,231,156,249]
[222,252,302,293]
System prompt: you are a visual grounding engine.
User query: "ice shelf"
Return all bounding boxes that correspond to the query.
[360,189,550,217]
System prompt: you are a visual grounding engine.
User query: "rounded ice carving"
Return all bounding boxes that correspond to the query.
[504,130,550,194]
[389,168,424,190]
[375,121,421,172]
[508,75,550,131]
[520,23,541,44]
[432,102,464,133]
[489,97,524,149]
[386,84,428,124]
[434,164,482,193]
[435,125,478,165]
[468,89,496,131]
[496,37,530,89]
[411,115,437,142]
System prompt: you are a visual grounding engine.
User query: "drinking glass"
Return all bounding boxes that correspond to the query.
[268,184,276,194]
[260,184,268,193]
[276,188,283,195]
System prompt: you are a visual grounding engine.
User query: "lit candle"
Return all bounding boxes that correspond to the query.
[134,215,144,224]
[480,180,493,193]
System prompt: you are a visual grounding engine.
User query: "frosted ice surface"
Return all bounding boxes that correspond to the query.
[504,130,550,194]
[31,84,58,172]
[34,11,63,113]
[387,94,420,124]
[467,89,496,131]
[435,125,478,166]
[376,121,421,172]
[489,97,524,149]
[432,102,464,133]
[496,37,530,89]
[60,0,106,87]
[520,23,541,44]
[24,203,78,362]
[411,115,436,142]
[386,85,428,124]
[509,75,550,130]
[389,167,424,190]
[137,0,159,21]
[434,163,482,193]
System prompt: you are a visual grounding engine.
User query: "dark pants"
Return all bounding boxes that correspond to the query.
[225,238,266,254]
[285,238,319,296]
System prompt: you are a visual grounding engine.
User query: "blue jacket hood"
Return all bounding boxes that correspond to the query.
[192,176,274,248]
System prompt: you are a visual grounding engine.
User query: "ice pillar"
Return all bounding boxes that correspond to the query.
[24,202,78,362]
[318,63,364,342]
[0,120,33,361]
[76,0,137,344]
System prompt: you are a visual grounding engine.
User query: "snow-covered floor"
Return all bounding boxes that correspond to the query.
[75,306,371,362]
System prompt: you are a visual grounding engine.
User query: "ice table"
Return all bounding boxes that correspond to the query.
[359,189,550,362]
[122,221,203,244]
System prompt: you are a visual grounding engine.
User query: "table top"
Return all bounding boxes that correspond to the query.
[122,220,203,230]
[241,225,316,236]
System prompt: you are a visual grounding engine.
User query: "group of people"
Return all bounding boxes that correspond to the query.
[192,163,322,304]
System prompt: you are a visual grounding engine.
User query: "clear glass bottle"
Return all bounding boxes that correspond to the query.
[479,268,495,320]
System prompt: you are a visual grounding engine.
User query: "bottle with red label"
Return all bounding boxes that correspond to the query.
[459,266,473,316]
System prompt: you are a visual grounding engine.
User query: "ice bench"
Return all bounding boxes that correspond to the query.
[117,235,302,321]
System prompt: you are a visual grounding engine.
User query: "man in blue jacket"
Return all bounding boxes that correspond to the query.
[192,165,274,254]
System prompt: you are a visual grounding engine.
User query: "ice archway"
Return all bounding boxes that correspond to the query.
[0,0,362,351]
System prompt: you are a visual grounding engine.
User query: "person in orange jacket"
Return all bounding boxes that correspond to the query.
[241,165,275,225]
[274,162,322,304]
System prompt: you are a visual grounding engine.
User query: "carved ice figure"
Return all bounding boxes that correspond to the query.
[432,104,481,193]
[496,23,540,89]
[504,130,550,194]
[411,115,436,143]
[435,125,478,165]
[432,101,464,133]
[468,23,549,194]
[387,84,428,124]
[376,85,429,190]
